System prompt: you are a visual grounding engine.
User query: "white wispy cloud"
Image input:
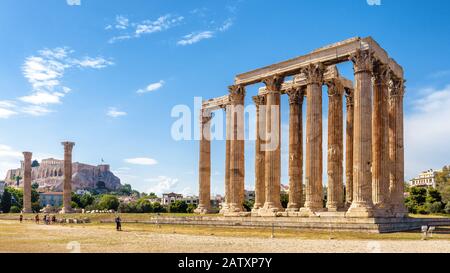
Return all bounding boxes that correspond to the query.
[107,14,184,44]
[137,80,165,94]
[107,107,127,118]
[219,18,234,32]
[66,0,81,6]
[177,31,214,46]
[0,101,17,119]
[124,157,158,166]
[0,144,23,178]
[21,105,54,116]
[146,176,179,195]
[1,47,114,117]
[405,84,450,179]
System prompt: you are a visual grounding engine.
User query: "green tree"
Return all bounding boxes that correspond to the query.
[31,160,40,168]
[280,193,289,208]
[31,182,39,190]
[1,189,12,213]
[444,202,450,214]
[71,192,82,208]
[119,184,132,196]
[186,204,197,213]
[152,202,166,213]
[97,195,119,211]
[80,194,95,208]
[243,200,254,212]
[170,200,188,213]
[148,192,158,199]
[137,199,153,213]
[10,206,21,213]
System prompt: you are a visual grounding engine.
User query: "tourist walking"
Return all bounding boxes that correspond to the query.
[35,214,39,224]
[19,214,23,223]
[115,215,122,231]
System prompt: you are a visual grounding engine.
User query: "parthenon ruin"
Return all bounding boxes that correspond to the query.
[195,37,408,219]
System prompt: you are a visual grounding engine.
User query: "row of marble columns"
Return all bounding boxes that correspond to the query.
[197,49,407,217]
[21,142,75,214]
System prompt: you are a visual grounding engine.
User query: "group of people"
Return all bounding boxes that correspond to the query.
[19,213,57,225]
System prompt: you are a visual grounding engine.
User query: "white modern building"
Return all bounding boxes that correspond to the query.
[410,169,440,188]
[161,192,183,205]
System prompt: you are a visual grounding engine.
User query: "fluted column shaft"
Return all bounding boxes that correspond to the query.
[229,85,245,212]
[286,88,304,212]
[326,80,344,211]
[196,110,212,214]
[253,95,266,210]
[347,49,374,217]
[389,79,408,217]
[372,63,390,212]
[345,90,354,206]
[260,75,283,214]
[62,142,75,214]
[301,64,324,213]
[22,152,33,213]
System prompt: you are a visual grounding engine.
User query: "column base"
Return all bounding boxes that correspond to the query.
[346,202,374,218]
[286,203,300,212]
[22,208,33,214]
[373,202,392,217]
[326,202,344,212]
[258,202,282,216]
[194,205,211,214]
[390,204,408,218]
[298,207,323,217]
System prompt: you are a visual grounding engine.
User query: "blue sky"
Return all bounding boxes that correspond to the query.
[1,0,450,196]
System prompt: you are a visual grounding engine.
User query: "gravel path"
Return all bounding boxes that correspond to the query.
[1,220,449,253]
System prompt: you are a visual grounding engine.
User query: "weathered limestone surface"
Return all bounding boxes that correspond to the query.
[219,106,231,214]
[388,78,408,217]
[22,152,32,213]
[326,79,344,211]
[372,62,391,216]
[345,90,354,207]
[61,142,75,214]
[228,85,246,213]
[195,111,212,214]
[347,49,374,218]
[286,88,304,212]
[300,64,325,215]
[259,75,284,215]
[252,95,266,211]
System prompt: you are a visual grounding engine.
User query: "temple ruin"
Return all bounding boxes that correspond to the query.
[195,37,408,219]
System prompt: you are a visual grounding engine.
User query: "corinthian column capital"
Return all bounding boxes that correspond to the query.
[252,95,266,106]
[372,61,390,85]
[61,142,75,154]
[326,79,344,97]
[301,63,325,85]
[350,49,375,74]
[345,89,354,107]
[262,74,284,92]
[286,87,305,105]
[388,78,406,99]
[228,85,246,102]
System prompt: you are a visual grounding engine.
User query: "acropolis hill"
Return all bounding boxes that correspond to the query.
[4,158,121,192]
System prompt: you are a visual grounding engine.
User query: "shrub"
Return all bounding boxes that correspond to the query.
[416,205,429,215]
[170,200,188,213]
[444,202,450,214]
[97,195,119,211]
[152,202,167,213]
[426,202,443,214]
[10,206,21,213]
[186,204,197,213]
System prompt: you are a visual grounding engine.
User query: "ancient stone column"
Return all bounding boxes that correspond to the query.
[326,79,344,211]
[61,141,75,214]
[260,75,284,215]
[372,62,391,216]
[300,64,325,215]
[252,95,266,211]
[345,89,354,207]
[228,85,245,213]
[388,78,408,218]
[22,152,33,213]
[347,49,374,218]
[286,87,304,212]
[220,105,231,214]
[195,110,212,214]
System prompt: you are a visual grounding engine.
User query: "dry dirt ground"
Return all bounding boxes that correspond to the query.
[1,220,450,253]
